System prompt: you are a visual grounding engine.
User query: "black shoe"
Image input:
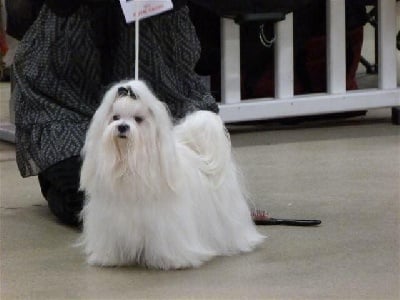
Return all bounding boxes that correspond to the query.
[46,186,84,226]
[38,156,84,226]
[38,173,51,199]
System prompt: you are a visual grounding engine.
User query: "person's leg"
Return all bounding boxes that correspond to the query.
[12,4,103,225]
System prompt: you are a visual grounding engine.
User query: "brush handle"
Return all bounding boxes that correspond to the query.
[254,218,321,226]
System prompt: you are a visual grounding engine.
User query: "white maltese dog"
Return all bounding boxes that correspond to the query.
[79,80,265,269]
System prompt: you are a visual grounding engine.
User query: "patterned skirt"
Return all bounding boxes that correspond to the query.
[12,3,218,177]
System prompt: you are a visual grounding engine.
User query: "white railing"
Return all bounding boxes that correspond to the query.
[1,1,399,142]
[219,0,400,123]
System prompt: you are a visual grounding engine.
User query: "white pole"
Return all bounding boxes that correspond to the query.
[275,13,294,99]
[327,0,346,94]
[220,18,241,104]
[378,0,397,89]
[134,1,140,80]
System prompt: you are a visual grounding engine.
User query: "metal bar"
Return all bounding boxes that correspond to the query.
[274,13,294,99]
[378,0,397,89]
[220,18,241,104]
[327,0,346,94]
[219,89,400,122]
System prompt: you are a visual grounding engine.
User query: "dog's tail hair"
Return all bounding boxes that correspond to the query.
[175,111,233,186]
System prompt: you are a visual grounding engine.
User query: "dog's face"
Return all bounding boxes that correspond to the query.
[83,80,176,186]
[97,83,162,181]
[109,86,152,140]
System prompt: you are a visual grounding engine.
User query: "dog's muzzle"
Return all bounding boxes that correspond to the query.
[117,124,129,138]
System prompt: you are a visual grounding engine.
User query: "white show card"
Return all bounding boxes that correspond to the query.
[119,0,173,23]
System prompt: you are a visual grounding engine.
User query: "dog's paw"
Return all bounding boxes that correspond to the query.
[149,251,215,270]
[87,253,121,267]
[150,260,203,270]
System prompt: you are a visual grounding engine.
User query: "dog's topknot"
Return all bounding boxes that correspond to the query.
[117,86,137,100]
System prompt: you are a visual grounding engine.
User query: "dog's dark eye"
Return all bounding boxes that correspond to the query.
[134,116,143,124]
[113,115,120,121]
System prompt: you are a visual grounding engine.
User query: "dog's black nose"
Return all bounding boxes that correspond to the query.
[118,124,129,133]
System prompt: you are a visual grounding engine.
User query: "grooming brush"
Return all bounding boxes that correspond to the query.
[251,209,321,226]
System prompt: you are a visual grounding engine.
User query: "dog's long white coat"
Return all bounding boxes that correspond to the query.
[80,80,265,269]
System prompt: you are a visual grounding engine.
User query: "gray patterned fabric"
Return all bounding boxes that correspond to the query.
[12,3,218,177]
